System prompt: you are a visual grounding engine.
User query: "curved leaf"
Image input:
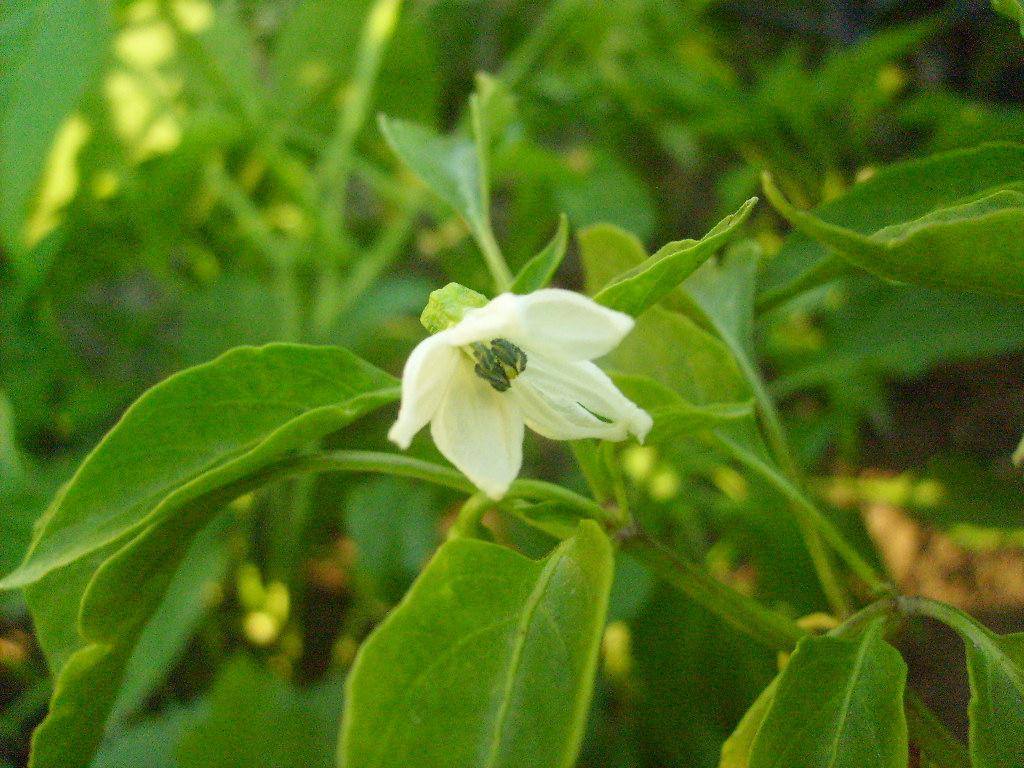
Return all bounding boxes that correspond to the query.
[765,174,1024,299]
[762,143,1024,299]
[593,197,757,317]
[749,621,908,768]
[2,344,398,588]
[16,344,398,768]
[340,520,614,768]
[510,213,569,294]
[923,601,1024,768]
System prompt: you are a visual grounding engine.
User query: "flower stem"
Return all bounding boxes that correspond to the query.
[448,493,494,540]
[474,223,514,293]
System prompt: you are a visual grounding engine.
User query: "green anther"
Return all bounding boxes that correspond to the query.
[470,338,527,392]
[420,283,488,334]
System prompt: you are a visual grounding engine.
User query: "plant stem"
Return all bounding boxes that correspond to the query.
[318,0,403,225]
[448,493,493,540]
[474,223,514,293]
[294,450,609,522]
[733,353,853,616]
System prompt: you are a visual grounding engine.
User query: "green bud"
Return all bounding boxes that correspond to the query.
[420,282,488,334]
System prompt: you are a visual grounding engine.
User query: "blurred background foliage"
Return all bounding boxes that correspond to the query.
[1,0,1023,766]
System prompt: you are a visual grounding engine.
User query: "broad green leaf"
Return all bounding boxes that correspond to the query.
[91,705,203,768]
[1,344,398,588]
[111,518,229,720]
[765,177,1024,299]
[177,656,343,768]
[17,344,398,768]
[720,678,779,768]
[578,224,750,407]
[992,0,1024,35]
[749,621,908,768]
[340,520,614,768]
[0,0,111,256]
[509,214,569,293]
[648,401,754,445]
[926,602,1024,768]
[378,114,489,244]
[762,143,1024,297]
[593,198,757,317]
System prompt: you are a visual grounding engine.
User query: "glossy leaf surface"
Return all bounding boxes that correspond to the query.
[340,520,614,768]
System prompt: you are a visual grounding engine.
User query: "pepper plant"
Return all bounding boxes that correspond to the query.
[2,2,1024,768]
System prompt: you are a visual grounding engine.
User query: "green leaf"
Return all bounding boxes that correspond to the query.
[0,0,111,256]
[1014,433,1024,467]
[378,114,488,242]
[765,176,1024,299]
[965,632,1024,767]
[992,0,1024,35]
[924,602,1024,768]
[16,344,398,768]
[509,214,569,293]
[720,679,779,768]
[1,344,398,588]
[749,621,908,768]
[340,520,614,768]
[762,143,1024,300]
[578,224,750,407]
[593,198,758,317]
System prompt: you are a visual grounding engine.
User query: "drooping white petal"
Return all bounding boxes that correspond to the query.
[430,362,525,499]
[512,353,652,443]
[447,289,635,360]
[387,331,460,449]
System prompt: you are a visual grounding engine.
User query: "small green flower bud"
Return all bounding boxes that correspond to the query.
[420,282,488,334]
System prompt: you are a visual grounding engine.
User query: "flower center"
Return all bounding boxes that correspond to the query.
[470,339,527,392]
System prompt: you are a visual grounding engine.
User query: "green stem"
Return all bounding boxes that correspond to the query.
[294,450,609,522]
[709,433,890,597]
[448,493,494,540]
[474,223,514,293]
[618,525,806,651]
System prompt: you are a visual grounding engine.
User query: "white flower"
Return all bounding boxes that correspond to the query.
[388,287,653,498]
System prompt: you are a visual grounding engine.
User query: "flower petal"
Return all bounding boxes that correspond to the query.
[447,289,635,360]
[512,354,652,443]
[388,331,460,449]
[430,362,525,499]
